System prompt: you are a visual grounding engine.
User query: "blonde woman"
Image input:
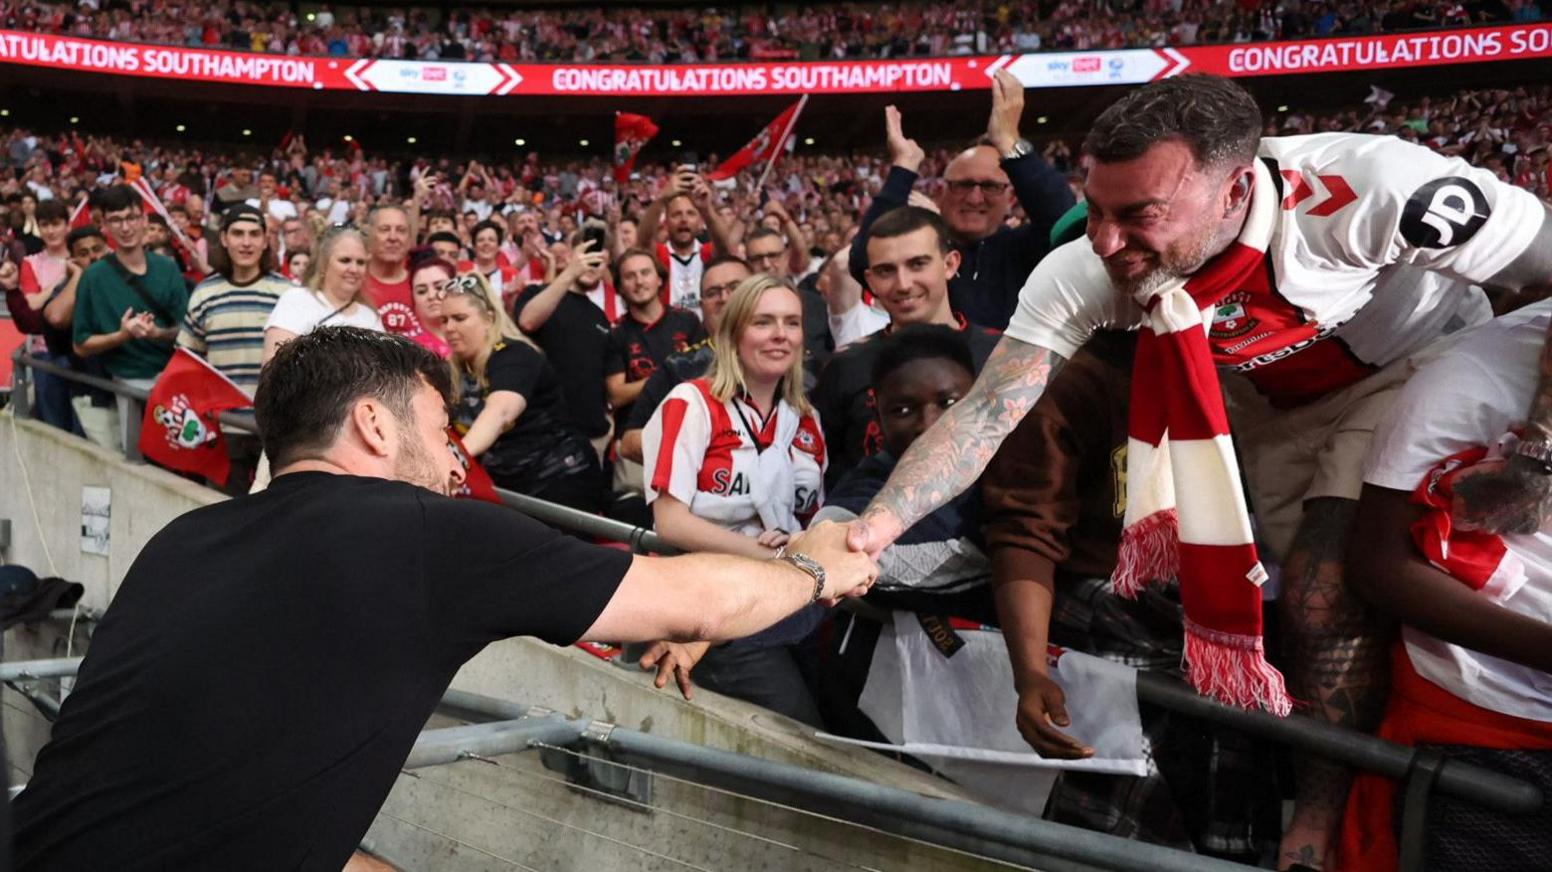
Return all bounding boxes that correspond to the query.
[251,228,384,493]
[441,271,605,512]
[263,227,382,364]
[640,275,829,725]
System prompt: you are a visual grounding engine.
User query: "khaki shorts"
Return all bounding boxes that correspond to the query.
[1228,339,1453,561]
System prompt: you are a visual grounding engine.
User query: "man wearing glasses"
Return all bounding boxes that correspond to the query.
[617,255,752,466]
[71,184,190,452]
[848,70,1074,330]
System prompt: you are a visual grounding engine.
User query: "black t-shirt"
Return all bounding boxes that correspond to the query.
[607,306,705,431]
[14,472,631,871]
[623,339,716,432]
[606,307,705,383]
[514,284,612,439]
[810,316,1000,488]
[456,341,596,492]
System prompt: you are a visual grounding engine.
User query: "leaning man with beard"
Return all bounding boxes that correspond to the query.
[13,327,877,871]
[842,74,1552,870]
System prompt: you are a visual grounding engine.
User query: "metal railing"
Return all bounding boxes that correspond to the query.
[7,348,1546,872]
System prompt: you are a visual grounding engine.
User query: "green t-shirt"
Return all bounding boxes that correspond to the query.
[72,252,190,381]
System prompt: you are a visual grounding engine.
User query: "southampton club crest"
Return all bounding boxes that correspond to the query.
[153,395,217,451]
[1209,291,1259,339]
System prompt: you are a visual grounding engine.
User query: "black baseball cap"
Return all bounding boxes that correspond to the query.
[220,203,266,230]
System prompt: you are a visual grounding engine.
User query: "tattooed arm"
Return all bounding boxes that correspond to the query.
[847,335,1066,556]
[1451,204,1552,536]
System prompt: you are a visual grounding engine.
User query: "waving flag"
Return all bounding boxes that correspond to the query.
[613,112,661,184]
[139,349,253,486]
[707,96,808,182]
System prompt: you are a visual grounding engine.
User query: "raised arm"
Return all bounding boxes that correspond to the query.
[987,69,1076,249]
[850,333,1065,555]
[848,105,924,286]
[638,169,695,249]
[692,177,738,257]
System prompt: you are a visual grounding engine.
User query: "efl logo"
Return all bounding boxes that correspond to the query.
[423,67,448,82]
[1073,56,1102,73]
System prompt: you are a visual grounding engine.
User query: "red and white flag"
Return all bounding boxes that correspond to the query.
[707,96,808,182]
[447,428,502,504]
[613,112,660,184]
[139,349,253,486]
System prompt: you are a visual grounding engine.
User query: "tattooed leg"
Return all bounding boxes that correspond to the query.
[1276,497,1387,871]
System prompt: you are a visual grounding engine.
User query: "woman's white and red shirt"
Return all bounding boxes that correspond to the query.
[643,377,826,536]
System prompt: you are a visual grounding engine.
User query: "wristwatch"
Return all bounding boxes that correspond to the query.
[1512,438,1552,474]
[774,545,827,604]
[1001,138,1035,162]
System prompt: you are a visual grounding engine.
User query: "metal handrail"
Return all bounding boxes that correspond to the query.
[7,349,1544,823]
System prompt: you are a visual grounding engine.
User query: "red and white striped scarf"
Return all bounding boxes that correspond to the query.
[1112,162,1292,715]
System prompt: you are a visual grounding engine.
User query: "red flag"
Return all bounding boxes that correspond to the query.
[613,112,660,184]
[139,349,253,486]
[447,429,502,504]
[707,96,808,182]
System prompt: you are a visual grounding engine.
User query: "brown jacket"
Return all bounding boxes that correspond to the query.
[981,330,1135,586]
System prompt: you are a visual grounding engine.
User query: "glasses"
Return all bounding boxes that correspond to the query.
[437,275,494,311]
[944,180,1010,196]
[701,281,741,301]
[102,212,144,227]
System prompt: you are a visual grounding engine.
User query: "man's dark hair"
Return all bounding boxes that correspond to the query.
[254,327,454,469]
[866,206,952,256]
[34,199,69,225]
[870,323,975,390]
[67,225,105,249]
[702,254,749,275]
[209,222,276,279]
[1083,74,1262,169]
[745,226,785,248]
[95,184,143,215]
[471,218,504,244]
[426,231,463,248]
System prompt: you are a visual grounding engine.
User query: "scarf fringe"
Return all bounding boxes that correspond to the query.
[1184,623,1293,716]
[1111,508,1179,598]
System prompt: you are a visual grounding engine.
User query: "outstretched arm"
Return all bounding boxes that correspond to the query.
[851,334,1065,554]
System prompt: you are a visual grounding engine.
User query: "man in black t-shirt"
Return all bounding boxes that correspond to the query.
[604,247,705,430]
[617,255,750,465]
[812,207,999,487]
[513,241,613,445]
[13,327,877,872]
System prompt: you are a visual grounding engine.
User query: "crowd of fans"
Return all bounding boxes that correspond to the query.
[4,0,1548,62]
[5,71,1552,871]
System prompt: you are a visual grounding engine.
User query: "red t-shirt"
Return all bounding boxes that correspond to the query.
[364,271,420,338]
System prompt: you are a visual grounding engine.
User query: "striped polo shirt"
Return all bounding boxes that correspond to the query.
[177,272,294,395]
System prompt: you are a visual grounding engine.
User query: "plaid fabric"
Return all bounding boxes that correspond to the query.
[1043,573,1283,865]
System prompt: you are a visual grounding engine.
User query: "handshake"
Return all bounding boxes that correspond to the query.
[780,520,880,604]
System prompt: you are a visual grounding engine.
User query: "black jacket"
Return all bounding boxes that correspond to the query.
[849,153,1075,330]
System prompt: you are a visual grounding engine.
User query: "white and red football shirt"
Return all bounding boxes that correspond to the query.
[643,378,826,536]
[1006,133,1548,408]
[655,241,716,319]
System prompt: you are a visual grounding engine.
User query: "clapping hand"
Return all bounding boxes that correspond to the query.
[884,105,925,173]
[119,308,158,340]
[987,68,1026,155]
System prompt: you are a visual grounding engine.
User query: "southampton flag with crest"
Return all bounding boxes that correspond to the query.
[139,349,253,486]
[707,97,807,182]
[613,112,660,184]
